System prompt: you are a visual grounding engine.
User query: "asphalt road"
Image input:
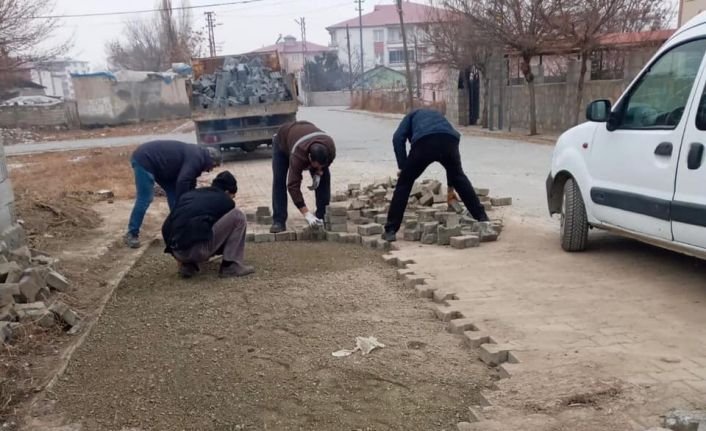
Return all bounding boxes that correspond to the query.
[6,107,555,221]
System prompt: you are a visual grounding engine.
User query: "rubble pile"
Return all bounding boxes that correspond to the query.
[0,245,80,344]
[192,56,292,109]
[243,177,511,251]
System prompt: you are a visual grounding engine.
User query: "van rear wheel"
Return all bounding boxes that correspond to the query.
[560,178,589,252]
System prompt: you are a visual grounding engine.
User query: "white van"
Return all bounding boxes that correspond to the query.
[547,13,706,258]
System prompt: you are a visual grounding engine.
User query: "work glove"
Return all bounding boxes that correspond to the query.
[307,172,321,191]
[304,211,323,228]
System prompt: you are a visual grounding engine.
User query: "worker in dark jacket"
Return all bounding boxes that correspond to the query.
[162,171,254,279]
[270,121,336,233]
[125,140,222,248]
[382,108,496,241]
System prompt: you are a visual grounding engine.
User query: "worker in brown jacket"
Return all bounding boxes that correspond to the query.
[270,121,336,233]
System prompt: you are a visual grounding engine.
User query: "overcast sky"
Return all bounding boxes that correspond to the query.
[50,0,396,69]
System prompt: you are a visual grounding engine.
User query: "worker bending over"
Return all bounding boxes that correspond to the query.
[270,121,336,233]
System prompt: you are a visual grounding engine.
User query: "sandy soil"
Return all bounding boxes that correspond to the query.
[43,242,493,431]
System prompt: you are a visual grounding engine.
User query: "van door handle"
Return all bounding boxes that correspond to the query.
[687,143,705,170]
[654,142,673,156]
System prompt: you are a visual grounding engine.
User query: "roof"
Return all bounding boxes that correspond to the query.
[362,65,405,78]
[327,1,436,30]
[252,39,331,54]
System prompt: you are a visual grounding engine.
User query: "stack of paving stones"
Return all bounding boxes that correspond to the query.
[242,177,510,253]
[0,245,80,344]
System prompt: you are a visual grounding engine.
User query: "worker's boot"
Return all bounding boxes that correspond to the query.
[123,232,140,249]
[179,262,200,279]
[381,230,396,242]
[219,261,255,278]
[270,223,286,234]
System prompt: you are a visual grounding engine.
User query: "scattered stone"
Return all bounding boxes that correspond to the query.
[376,240,391,251]
[256,215,273,225]
[0,321,12,343]
[96,190,114,200]
[437,212,460,227]
[0,262,23,283]
[46,269,70,292]
[245,232,255,242]
[18,270,45,303]
[254,233,275,243]
[31,254,56,266]
[325,215,348,224]
[358,223,383,236]
[0,304,16,322]
[326,232,341,242]
[361,236,378,249]
[433,194,446,204]
[663,409,706,431]
[245,211,256,223]
[15,302,54,328]
[437,225,462,246]
[9,246,31,268]
[255,206,271,217]
[275,231,296,242]
[403,230,422,242]
[326,204,348,217]
[419,193,434,206]
[491,197,512,206]
[361,208,380,218]
[374,214,388,225]
[421,222,439,235]
[346,210,361,220]
[417,209,437,222]
[410,182,423,198]
[331,192,348,202]
[0,283,19,307]
[348,183,361,192]
[474,187,490,197]
[349,199,366,210]
[338,233,361,244]
[325,223,348,233]
[405,220,419,231]
[421,233,438,245]
[450,235,480,249]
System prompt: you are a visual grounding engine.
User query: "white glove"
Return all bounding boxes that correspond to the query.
[304,212,323,228]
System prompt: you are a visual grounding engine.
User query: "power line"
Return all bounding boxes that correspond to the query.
[31,0,269,19]
[356,0,365,87]
[204,11,218,57]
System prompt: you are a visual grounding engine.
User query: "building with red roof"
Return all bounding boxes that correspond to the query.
[251,35,332,72]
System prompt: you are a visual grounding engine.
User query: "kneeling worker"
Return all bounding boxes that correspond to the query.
[162,171,254,279]
[382,108,497,241]
[270,121,336,233]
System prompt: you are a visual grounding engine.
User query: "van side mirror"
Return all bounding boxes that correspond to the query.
[586,99,611,123]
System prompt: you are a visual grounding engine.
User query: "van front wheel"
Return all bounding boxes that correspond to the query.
[560,178,589,252]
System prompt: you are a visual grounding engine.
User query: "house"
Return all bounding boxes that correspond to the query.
[252,35,331,72]
[680,0,706,26]
[30,59,90,100]
[355,65,407,89]
[326,1,436,73]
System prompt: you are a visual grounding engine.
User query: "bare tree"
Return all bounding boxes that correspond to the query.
[425,2,496,126]
[106,0,204,71]
[445,0,555,135]
[545,0,671,125]
[0,0,71,85]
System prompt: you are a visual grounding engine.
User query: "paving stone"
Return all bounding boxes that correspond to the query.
[0,321,12,343]
[403,275,425,289]
[348,199,366,210]
[374,214,388,225]
[433,289,457,303]
[421,233,438,244]
[358,223,383,236]
[415,284,434,298]
[0,262,23,283]
[433,194,446,204]
[438,225,462,246]
[490,197,512,206]
[663,410,706,431]
[410,182,424,198]
[450,235,481,249]
[18,270,45,303]
[464,331,492,348]
[361,208,380,218]
[9,246,31,269]
[46,270,70,292]
[432,304,463,322]
[457,423,474,431]
[408,196,419,206]
[254,233,275,243]
[361,236,378,249]
[245,211,256,222]
[424,180,442,194]
[346,210,361,220]
[326,232,341,242]
[474,187,490,197]
[417,209,437,222]
[419,193,434,206]
[255,206,271,217]
[338,233,361,244]
[479,343,514,366]
[245,232,255,242]
[325,223,348,233]
[59,309,80,327]
[376,240,391,251]
[15,303,54,328]
[447,318,477,334]
[256,215,273,225]
[436,212,460,227]
[275,231,297,241]
[421,222,439,234]
[382,254,399,266]
[348,183,361,192]
[0,304,16,322]
[325,214,348,225]
[403,230,422,242]
[480,232,499,242]
[331,192,348,202]
[326,204,348,217]
[404,220,419,230]
[0,284,18,307]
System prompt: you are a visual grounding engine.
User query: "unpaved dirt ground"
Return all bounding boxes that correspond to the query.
[1,119,191,146]
[45,242,493,430]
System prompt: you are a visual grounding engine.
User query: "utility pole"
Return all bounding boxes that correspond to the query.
[413,34,420,99]
[346,24,353,95]
[295,17,310,104]
[396,0,414,111]
[355,0,365,87]
[204,11,217,57]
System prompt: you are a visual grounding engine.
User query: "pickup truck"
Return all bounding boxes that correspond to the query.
[189,51,298,154]
[546,12,706,259]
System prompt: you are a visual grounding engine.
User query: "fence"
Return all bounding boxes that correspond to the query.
[0,101,80,129]
[351,89,445,114]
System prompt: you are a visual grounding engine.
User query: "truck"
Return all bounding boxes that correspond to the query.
[188,51,298,155]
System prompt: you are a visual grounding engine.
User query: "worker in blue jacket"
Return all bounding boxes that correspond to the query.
[125,140,221,248]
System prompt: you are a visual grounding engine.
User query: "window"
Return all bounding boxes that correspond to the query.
[331,32,337,43]
[620,39,706,130]
[591,50,625,81]
[388,27,401,43]
[374,29,384,43]
[389,49,414,64]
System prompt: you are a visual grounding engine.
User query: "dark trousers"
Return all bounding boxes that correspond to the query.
[385,133,489,233]
[272,145,331,226]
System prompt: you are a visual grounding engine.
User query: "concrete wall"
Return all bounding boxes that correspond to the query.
[73,75,191,126]
[0,140,25,250]
[307,90,352,106]
[0,102,80,129]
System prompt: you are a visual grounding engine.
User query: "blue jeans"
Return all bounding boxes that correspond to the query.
[127,159,177,236]
[271,145,330,226]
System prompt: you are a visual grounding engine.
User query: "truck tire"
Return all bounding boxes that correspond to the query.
[560,178,589,252]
